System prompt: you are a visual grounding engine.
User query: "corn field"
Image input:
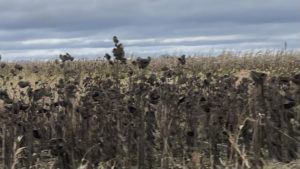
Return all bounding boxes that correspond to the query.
[0,38,300,169]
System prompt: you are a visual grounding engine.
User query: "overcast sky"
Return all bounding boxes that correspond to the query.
[0,0,299,60]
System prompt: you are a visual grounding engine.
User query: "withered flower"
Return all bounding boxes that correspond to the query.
[91,91,103,101]
[32,66,39,73]
[19,103,29,111]
[10,69,17,76]
[0,89,10,102]
[49,138,66,156]
[55,59,60,64]
[163,69,175,78]
[128,67,134,76]
[292,72,300,85]
[206,72,212,78]
[113,36,119,44]
[0,62,6,68]
[18,81,30,88]
[147,74,157,85]
[111,36,127,64]
[56,78,65,88]
[127,105,137,114]
[283,99,296,109]
[160,76,166,83]
[178,54,186,65]
[33,88,51,101]
[14,64,23,71]
[161,66,169,72]
[131,60,137,66]
[104,53,111,61]
[59,53,74,62]
[203,79,210,86]
[148,89,160,104]
[250,71,267,84]
[278,75,290,84]
[32,129,42,139]
[113,44,126,63]
[65,83,77,97]
[108,60,114,65]
[136,56,151,69]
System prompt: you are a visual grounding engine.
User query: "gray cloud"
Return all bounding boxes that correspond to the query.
[0,0,299,60]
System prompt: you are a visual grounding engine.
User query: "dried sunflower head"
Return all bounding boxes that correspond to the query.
[18,81,30,88]
[131,60,137,66]
[136,56,151,69]
[178,54,186,65]
[111,36,127,62]
[250,71,267,84]
[292,72,300,85]
[278,75,290,84]
[49,138,66,156]
[0,62,6,69]
[33,88,51,101]
[54,59,60,64]
[113,36,119,44]
[59,53,74,62]
[283,98,296,109]
[113,44,125,60]
[108,60,114,65]
[148,89,160,104]
[147,74,157,85]
[32,66,39,73]
[163,69,175,78]
[0,89,10,102]
[10,69,17,76]
[14,64,23,71]
[104,53,111,61]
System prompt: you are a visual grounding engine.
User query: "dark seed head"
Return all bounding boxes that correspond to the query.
[187,131,195,137]
[14,64,23,71]
[178,54,186,65]
[136,56,151,69]
[59,53,74,62]
[0,63,6,69]
[250,71,267,84]
[113,36,119,44]
[18,81,30,88]
[292,72,300,85]
[104,53,111,60]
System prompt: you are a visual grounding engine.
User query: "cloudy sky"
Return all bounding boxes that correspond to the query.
[0,0,299,60]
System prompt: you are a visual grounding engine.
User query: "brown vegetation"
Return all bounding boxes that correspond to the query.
[0,38,300,169]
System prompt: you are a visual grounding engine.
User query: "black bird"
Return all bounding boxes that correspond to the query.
[178,54,186,65]
[136,56,151,69]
